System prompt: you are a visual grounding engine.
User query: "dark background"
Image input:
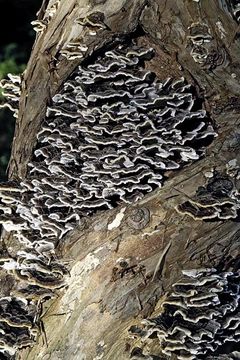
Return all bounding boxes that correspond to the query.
[0,0,42,180]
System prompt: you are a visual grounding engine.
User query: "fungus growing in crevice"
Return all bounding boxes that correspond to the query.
[187,23,212,65]
[176,171,240,220]
[187,22,226,70]
[60,12,107,60]
[0,40,217,357]
[136,268,240,360]
[60,42,88,61]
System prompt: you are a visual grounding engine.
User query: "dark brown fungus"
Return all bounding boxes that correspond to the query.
[176,172,240,220]
[0,297,37,357]
[136,268,240,360]
[226,0,240,23]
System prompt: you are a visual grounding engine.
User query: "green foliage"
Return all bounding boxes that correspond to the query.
[0,43,26,100]
[0,57,25,79]
[0,43,26,78]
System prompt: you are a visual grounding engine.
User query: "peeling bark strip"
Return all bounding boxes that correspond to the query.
[0,0,240,359]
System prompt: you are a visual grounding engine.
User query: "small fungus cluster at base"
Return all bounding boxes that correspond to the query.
[131,268,240,360]
[0,40,216,358]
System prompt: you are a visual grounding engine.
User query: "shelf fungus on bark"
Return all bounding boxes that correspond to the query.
[187,22,227,70]
[0,41,217,357]
[0,296,37,358]
[44,0,61,22]
[133,268,240,360]
[0,74,21,117]
[226,0,240,23]
[60,42,89,61]
[176,172,240,220]
[33,43,216,214]
[60,12,106,60]
[188,22,212,65]
[31,19,48,33]
[32,0,61,34]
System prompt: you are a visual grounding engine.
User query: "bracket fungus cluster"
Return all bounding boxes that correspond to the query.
[0,74,21,118]
[36,43,215,209]
[176,172,240,220]
[60,11,106,61]
[31,0,61,34]
[0,183,64,358]
[133,268,240,360]
[227,0,240,23]
[0,296,38,358]
[0,41,216,357]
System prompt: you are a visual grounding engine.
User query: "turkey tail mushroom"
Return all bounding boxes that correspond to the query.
[137,268,240,360]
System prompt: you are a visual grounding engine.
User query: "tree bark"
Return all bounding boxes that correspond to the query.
[1,0,240,359]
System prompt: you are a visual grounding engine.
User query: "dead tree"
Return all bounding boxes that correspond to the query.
[0,0,239,359]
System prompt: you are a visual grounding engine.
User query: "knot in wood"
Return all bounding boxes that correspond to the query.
[127,207,150,230]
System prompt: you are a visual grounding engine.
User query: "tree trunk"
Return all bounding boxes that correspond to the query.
[0,1,239,360]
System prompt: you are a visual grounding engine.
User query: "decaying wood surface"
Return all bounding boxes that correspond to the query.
[1,0,239,359]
